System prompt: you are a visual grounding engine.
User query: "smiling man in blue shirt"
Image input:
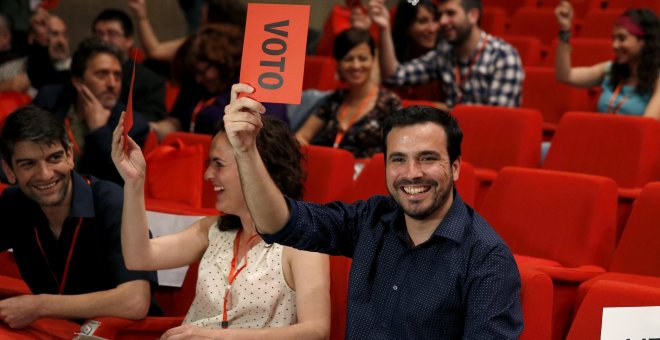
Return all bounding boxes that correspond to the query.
[224,83,523,339]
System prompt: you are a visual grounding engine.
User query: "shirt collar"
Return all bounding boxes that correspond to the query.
[380,189,470,246]
[69,171,95,218]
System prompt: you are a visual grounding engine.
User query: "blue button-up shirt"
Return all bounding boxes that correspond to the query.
[262,192,523,339]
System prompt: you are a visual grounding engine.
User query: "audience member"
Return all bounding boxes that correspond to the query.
[369,0,524,108]
[0,14,31,94]
[27,14,71,90]
[388,0,444,102]
[225,84,524,338]
[153,24,287,138]
[127,0,247,63]
[112,114,330,337]
[296,28,401,159]
[32,37,150,185]
[0,106,159,330]
[93,8,166,122]
[555,2,660,118]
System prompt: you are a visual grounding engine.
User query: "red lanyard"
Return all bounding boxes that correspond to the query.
[333,86,377,148]
[190,97,217,132]
[607,83,629,114]
[64,117,82,156]
[33,176,91,294]
[221,228,260,328]
[454,35,489,104]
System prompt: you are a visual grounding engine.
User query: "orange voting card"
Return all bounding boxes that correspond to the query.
[123,57,136,152]
[240,3,310,104]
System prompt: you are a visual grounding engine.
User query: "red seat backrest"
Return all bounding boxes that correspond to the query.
[500,35,543,67]
[543,112,660,188]
[482,0,536,14]
[452,105,542,171]
[303,55,340,91]
[566,280,660,340]
[481,7,508,36]
[522,67,592,127]
[301,145,355,203]
[519,267,553,340]
[329,255,351,340]
[608,182,660,275]
[507,8,563,46]
[543,38,613,67]
[481,167,618,269]
[578,10,620,38]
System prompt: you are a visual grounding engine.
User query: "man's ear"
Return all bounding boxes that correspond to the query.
[65,144,75,169]
[467,8,480,26]
[1,159,16,184]
[451,156,461,182]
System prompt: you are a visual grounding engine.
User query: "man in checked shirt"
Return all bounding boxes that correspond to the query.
[370,0,524,109]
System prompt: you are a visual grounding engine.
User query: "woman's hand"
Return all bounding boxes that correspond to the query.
[555,0,574,31]
[161,324,224,339]
[368,0,390,31]
[223,83,266,154]
[127,0,148,20]
[111,111,146,183]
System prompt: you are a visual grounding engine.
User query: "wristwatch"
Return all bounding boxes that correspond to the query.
[559,30,571,43]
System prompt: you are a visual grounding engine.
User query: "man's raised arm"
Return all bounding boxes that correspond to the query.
[223,83,290,235]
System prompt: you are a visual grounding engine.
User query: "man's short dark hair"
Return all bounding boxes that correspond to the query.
[438,0,482,22]
[1,106,70,165]
[92,8,134,37]
[382,105,462,163]
[70,37,123,78]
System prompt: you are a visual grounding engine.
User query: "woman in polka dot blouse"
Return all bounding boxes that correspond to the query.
[112,115,330,338]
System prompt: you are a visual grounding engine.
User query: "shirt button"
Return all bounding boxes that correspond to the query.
[392,285,398,291]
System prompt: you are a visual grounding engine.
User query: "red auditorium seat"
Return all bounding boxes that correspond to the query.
[0,91,31,128]
[164,81,180,113]
[542,38,613,67]
[150,132,216,209]
[519,267,553,340]
[301,145,355,203]
[522,67,592,134]
[538,0,596,19]
[507,8,565,47]
[577,10,620,38]
[480,167,618,340]
[303,55,340,91]
[543,112,660,235]
[329,256,351,340]
[452,105,542,207]
[500,35,543,67]
[482,0,536,14]
[353,153,477,206]
[481,7,508,36]
[606,0,660,12]
[576,182,660,309]
[566,280,660,340]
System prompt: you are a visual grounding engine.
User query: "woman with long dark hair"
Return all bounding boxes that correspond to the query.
[112,114,330,338]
